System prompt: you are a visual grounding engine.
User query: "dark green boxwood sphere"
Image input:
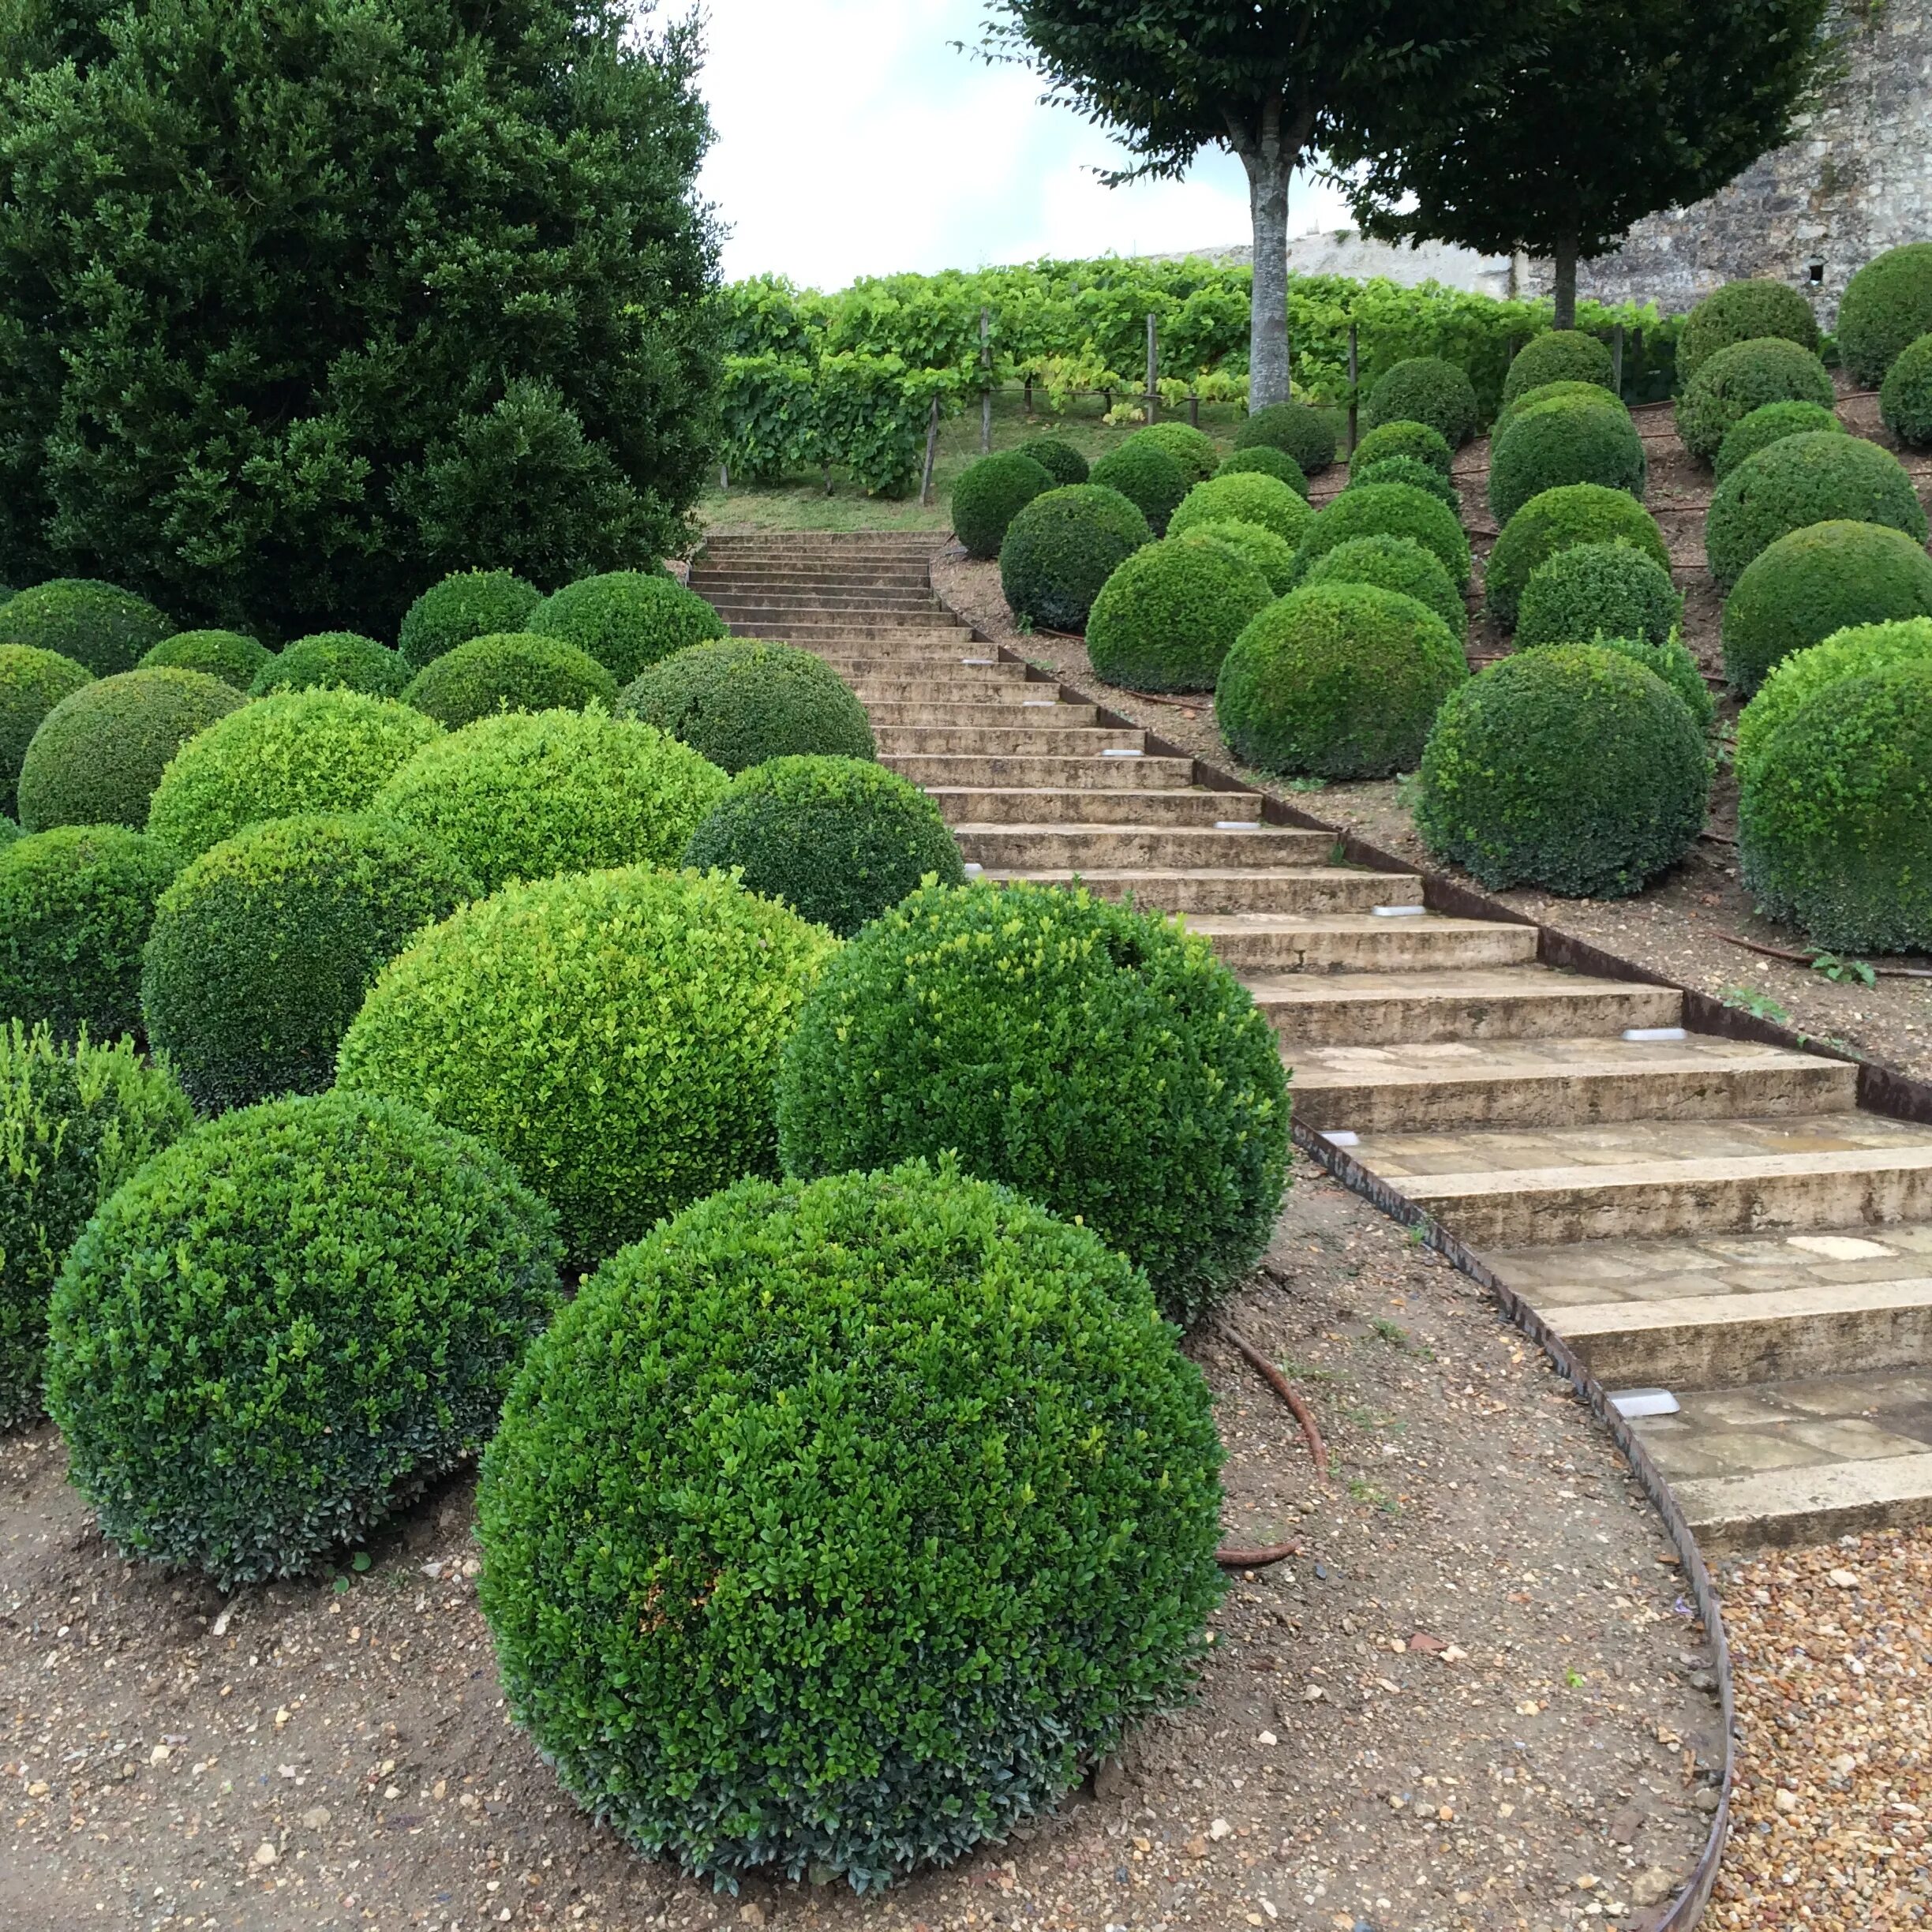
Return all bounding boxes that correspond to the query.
[475,1157,1225,1893]
[1088,439,1189,534]
[1739,660,1932,952]
[1501,331,1616,405]
[0,826,178,1043]
[1361,358,1479,447]
[1215,444,1310,494]
[399,631,618,728]
[1522,631,1713,732]
[1298,534,1467,642]
[1735,617,1932,789]
[397,569,542,672]
[1294,481,1471,589]
[140,814,477,1113]
[616,638,874,773]
[1417,645,1709,897]
[1485,485,1672,631]
[138,629,271,690]
[1168,472,1314,547]
[1085,537,1275,691]
[1174,517,1300,594]
[950,451,1055,560]
[1234,401,1339,474]
[1879,333,1932,447]
[1132,420,1219,483]
[45,1089,562,1588]
[777,881,1288,1327]
[998,485,1151,633]
[1675,338,1835,463]
[1837,244,1932,388]
[18,668,242,833]
[1492,380,1627,449]
[0,646,92,818]
[1015,437,1088,485]
[0,579,173,676]
[1713,401,1844,481]
[1678,279,1822,384]
[0,1022,191,1429]
[1722,521,1932,697]
[337,866,836,1267]
[251,631,409,698]
[1515,541,1683,652]
[528,571,725,682]
[1350,455,1461,511]
[1488,394,1647,526]
[1705,432,1928,592]
[1349,418,1454,478]
[680,754,962,937]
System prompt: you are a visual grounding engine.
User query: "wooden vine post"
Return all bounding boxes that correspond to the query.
[1346,321,1360,456]
[919,394,941,507]
[1145,313,1159,424]
[979,306,993,453]
[1611,321,1626,398]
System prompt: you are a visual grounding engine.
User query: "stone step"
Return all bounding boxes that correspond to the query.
[884,754,1196,790]
[927,787,1249,826]
[874,724,1148,757]
[724,620,972,642]
[1289,1035,1856,1133]
[867,702,1099,729]
[692,572,938,590]
[1185,913,1542,974]
[953,822,1332,869]
[1246,968,1683,1045]
[819,654,1026,681]
[852,680,1065,705]
[979,866,1412,916]
[707,601,959,623]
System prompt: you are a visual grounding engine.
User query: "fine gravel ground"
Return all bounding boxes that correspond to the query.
[1,1153,1715,1931]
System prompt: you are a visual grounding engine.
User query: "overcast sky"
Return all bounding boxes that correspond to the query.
[694,0,1350,290]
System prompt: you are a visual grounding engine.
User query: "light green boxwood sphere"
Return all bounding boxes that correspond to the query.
[1675,337,1835,463]
[1485,485,1672,631]
[1298,534,1467,642]
[138,628,271,690]
[1361,357,1479,447]
[0,578,173,676]
[1677,279,1822,384]
[528,571,724,682]
[950,451,1055,560]
[1520,631,1713,733]
[998,485,1151,633]
[1131,420,1219,483]
[1169,472,1314,548]
[1294,481,1470,590]
[1713,401,1844,481]
[1233,400,1339,473]
[1085,537,1275,691]
[1837,243,1932,388]
[1735,616,1932,789]
[397,569,542,671]
[250,631,409,698]
[1088,438,1189,534]
[399,631,618,729]
[1879,333,1932,447]
[1350,454,1461,511]
[1488,394,1646,526]
[1501,331,1616,405]
[1348,418,1455,478]
[1515,541,1683,652]
[1175,518,1300,593]
[0,646,92,818]
[1215,444,1310,495]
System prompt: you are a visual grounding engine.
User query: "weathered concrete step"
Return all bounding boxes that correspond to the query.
[884,754,1195,790]
[867,702,1099,728]
[1290,1035,1856,1133]
[874,724,1147,756]
[851,680,1064,704]
[707,601,959,622]
[979,867,1424,915]
[928,786,1249,826]
[693,570,938,587]
[724,620,972,642]
[819,655,1026,681]
[1185,913,1541,974]
[1245,968,1682,1045]
[953,822,1331,869]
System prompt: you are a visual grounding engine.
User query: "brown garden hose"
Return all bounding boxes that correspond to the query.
[1212,1320,1329,1571]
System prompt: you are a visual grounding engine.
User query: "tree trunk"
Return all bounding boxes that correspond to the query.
[1552,227,1579,331]
[1242,142,1293,409]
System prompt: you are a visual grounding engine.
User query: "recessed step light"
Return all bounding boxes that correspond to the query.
[1022,698,1058,707]
[960,657,996,666]
[1215,819,1262,830]
[962,863,983,875]
[1621,1027,1689,1043]
[1608,1387,1680,1420]
[1371,904,1426,918]
[1101,747,1144,757]
[1324,1129,1360,1147]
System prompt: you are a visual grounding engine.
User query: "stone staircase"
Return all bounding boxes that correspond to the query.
[689,530,1932,1554]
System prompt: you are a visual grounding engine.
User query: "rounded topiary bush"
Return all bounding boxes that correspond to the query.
[1349,417,1454,478]
[1675,337,1836,463]
[1294,481,1471,589]
[0,826,178,1042]
[1705,432,1928,592]
[1349,454,1461,511]
[146,690,443,860]
[45,1089,561,1587]
[1485,485,1672,631]
[1234,400,1339,474]
[138,628,271,690]
[1722,521,1932,697]
[998,485,1151,632]
[528,571,724,682]
[1298,534,1467,642]
[337,866,833,1266]
[1522,631,1713,732]
[1678,279,1822,384]
[0,579,173,676]
[1501,330,1616,405]
[681,754,962,937]
[1488,393,1646,526]
[1837,243,1932,388]
[0,1022,190,1429]
[777,882,1286,1325]
[476,1157,1224,1893]
[1361,357,1479,447]
[1175,517,1300,593]
[1085,537,1274,691]
[397,569,542,672]
[1491,380,1623,449]
[1133,420,1219,483]
[617,638,874,773]
[1215,444,1309,494]
[1168,471,1313,548]
[950,451,1055,560]
[1735,617,1932,788]
[1515,541,1683,651]
[140,814,477,1113]
[1416,645,1709,896]
[1015,437,1088,485]
[0,646,92,818]
[1713,400,1844,481]
[1879,332,1932,447]
[1088,438,1189,534]
[250,631,409,698]
[401,631,618,728]
[1739,660,1932,953]
[1217,582,1466,780]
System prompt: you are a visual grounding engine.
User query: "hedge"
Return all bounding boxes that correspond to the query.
[1484,485,1672,631]
[0,579,173,676]
[1298,533,1467,642]
[1734,616,1932,789]
[1294,481,1470,589]
[1088,438,1189,534]
[1085,537,1275,691]
[397,569,542,672]
[1675,337,1835,463]
[1488,393,1646,526]
[1174,518,1300,594]
[250,631,410,698]
[1347,417,1454,477]
[1349,454,1460,511]
[527,571,726,682]
[1713,400,1844,481]
[1215,444,1309,495]
[1233,400,1338,474]
[998,485,1151,632]
[1491,379,1627,448]
[1515,541,1683,651]
[1501,330,1616,404]
[1837,243,1932,388]
[950,451,1055,559]
[1520,629,1713,732]
[1167,472,1313,548]
[399,631,619,728]
[0,646,92,819]
[1360,357,1479,447]
[1677,279,1822,383]
[1878,333,1932,447]
[1014,437,1088,485]
[1131,420,1219,484]
[139,628,271,690]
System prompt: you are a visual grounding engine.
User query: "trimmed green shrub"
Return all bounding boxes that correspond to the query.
[1675,337,1835,463]
[140,814,477,1113]
[1361,357,1479,447]
[1350,455,1460,511]
[681,755,961,936]
[147,690,442,861]
[0,817,15,846]
[0,1022,191,1429]
[1515,541,1683,651]
[0,646,92,818]
[0,826,178,1041]
[1132,420,1219,483]
[336,866,834,1267]
[1088,439,1189,534]
[400,632,618,729]
[1705,432,1928,592]
[1521,631,1713,732]
[1168,472,1314,548]
[250,631,409,698]
[617,639,874,773]
[0,580,173,676]
[1298,534,1467,642]
[397,570,542,672]
[1488,393,1647,526]
[950,451,1055,560]
[998,485,1151,632]
[1492,380,1628,448]
[1417,645,1709,896]
[1722,522,1932,698]
[1348,417,1454,478]
[1085,537,1274,691]
[777,882,1287,1326]
[1294,481,1470,589]
[45,1090,561,1587]
[1215,444,1310,495]
[1234,400,1339,474]
[1837,243,1932,388]
[1739,660,1932,952]
[476,1156,1224,1893]
[1485,485,1672,630]
[1735,617,1932,788]
[138,628,270,690]
[1713,401,1844,481]
[527,571,725,682]
[1678,279,1822,383]
[1501,330,1616,405]
[18,668,241,833]
[1879,332,1932,447]
[1015,437,1088,485]
[1175,517,1300,594]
